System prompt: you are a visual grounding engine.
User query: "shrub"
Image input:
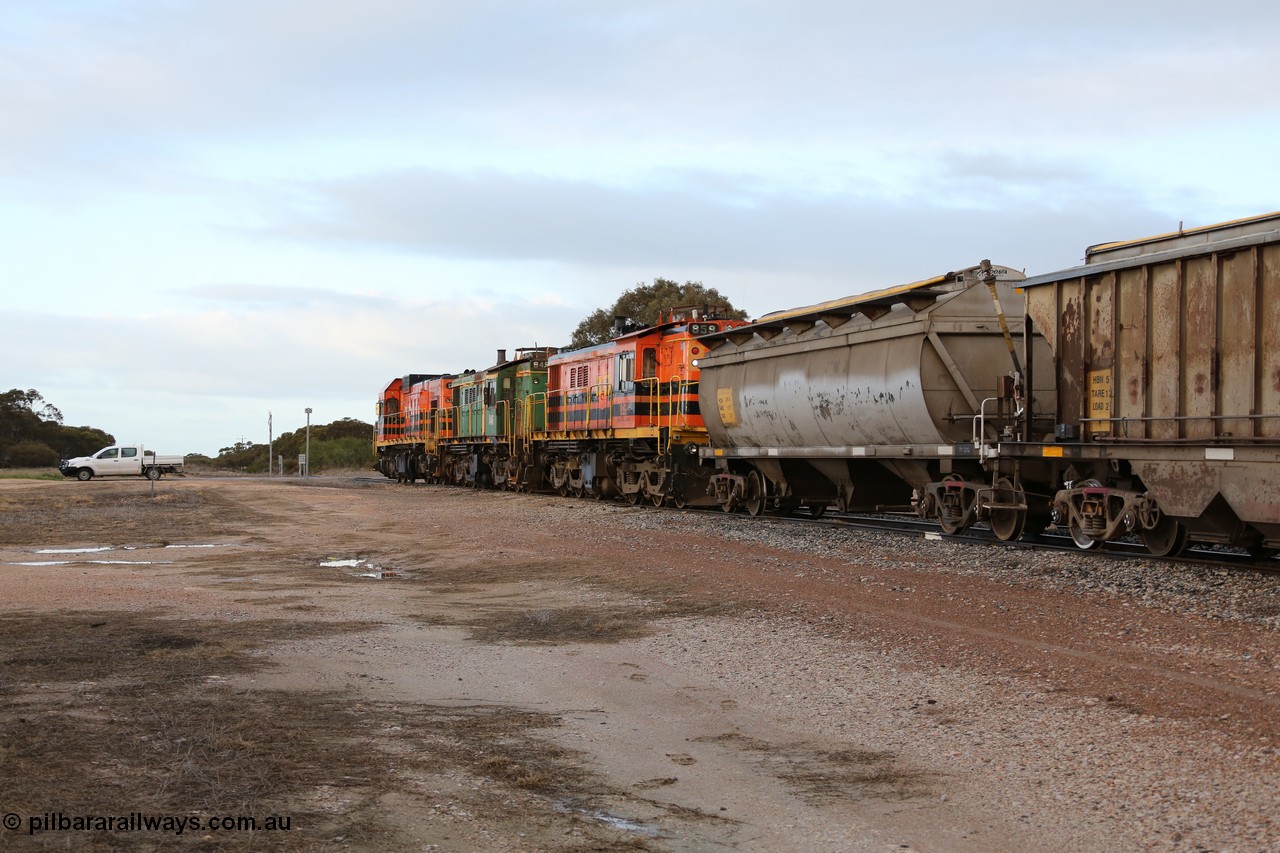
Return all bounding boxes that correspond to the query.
[5,440,60,467]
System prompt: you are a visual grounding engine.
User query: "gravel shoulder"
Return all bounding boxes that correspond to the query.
[0,477,1275,851]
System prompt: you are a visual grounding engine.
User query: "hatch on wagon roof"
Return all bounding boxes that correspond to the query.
[699,260,1024,349]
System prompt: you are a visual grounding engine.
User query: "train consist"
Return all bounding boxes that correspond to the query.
[375,212,1280,558]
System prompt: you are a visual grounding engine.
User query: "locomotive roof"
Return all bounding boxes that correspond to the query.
[547,313,720,362]
[1024,211,1280,287]
[701,262,1024,348]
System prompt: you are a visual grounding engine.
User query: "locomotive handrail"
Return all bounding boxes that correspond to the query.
[588,381,612,430]
[521,392,547,452]
[494,399,511,452]
[635,376,658,429]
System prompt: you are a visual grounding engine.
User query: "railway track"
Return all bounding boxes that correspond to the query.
[668,502,1280,574]
[360,474,1279,573]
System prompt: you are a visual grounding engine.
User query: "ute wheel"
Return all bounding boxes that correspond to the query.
[988,477,1026,542]
[144,467,161,481]
[1068,518,1102,550]
[1141,515,1188,558]
[744,471,765,518]
[76,469,93,482]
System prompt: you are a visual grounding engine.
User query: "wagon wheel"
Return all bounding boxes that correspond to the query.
[650,492,666,508]
[1068,518,1102,550]
[744,471,765,518]
[807,502,828,519]
[935,475,970,535]
[571,485,584,498]
[988,477,1026,542]
[672,491,687,509]
[1140,514,1188,558]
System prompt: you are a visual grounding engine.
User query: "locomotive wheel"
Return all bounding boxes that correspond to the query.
[1141,515,1188,558]
[650,492,666,508]
[744,471,765,518]
[624,490,642,506]
[571,485,584,498]
[988,477,1026,542]
[672,492,687,509]
[1068,518,1101,550]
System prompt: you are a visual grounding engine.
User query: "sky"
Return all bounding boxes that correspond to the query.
[3,0,1277,457]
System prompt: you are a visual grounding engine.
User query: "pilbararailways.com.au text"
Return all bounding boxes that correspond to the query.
[7,811,293,836]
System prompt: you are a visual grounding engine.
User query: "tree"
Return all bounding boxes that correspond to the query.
[5,440,60,467]
[566,278,748,349]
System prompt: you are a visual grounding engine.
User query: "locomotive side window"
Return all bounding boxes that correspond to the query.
[616,351,635,391]
[642,348,657,380]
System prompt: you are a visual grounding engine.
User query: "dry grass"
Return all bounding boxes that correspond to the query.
[0,467,62,480]
[0,486,263,546]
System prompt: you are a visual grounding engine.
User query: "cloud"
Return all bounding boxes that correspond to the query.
[2,287,575,455]
[261,162,1174,282]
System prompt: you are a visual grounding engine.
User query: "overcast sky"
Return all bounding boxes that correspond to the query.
[3,0,1277,458]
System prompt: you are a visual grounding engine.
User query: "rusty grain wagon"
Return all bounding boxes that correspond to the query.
[1006,212,1280,555]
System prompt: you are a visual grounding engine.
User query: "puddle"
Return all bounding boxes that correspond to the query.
[10,560,176,566]
[8,542,236,567]
[554,800,660,837]
[36,547,114,554]
[34,543,234,554]
[319,558,403,580]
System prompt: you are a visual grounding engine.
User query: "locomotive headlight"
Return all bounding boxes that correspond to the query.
[691,359,699,367]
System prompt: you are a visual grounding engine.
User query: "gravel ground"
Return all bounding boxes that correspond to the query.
[500,495,1280,851]
[3,478,1275,851]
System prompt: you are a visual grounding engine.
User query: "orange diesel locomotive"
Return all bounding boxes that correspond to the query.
[374,305,750,504]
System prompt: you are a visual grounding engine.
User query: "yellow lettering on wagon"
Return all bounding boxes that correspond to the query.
[1087,368,1112,433]
[716,388,738,426]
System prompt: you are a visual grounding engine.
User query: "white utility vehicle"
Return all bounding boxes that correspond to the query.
[59,445,185,481]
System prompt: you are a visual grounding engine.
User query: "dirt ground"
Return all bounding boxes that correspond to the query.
[0,476,1276,852]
